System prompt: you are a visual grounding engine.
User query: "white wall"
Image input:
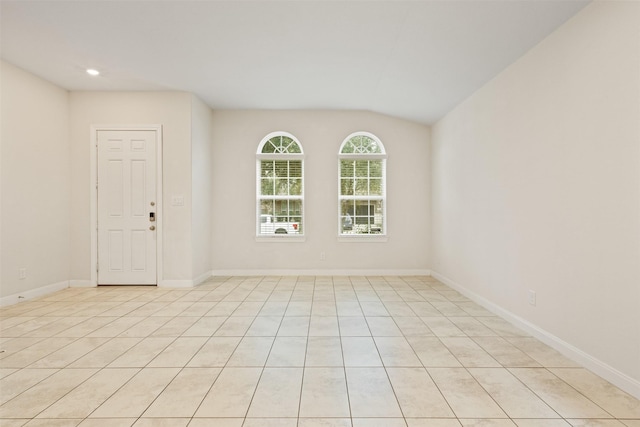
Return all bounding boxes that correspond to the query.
[191,95,213,283]
[1,61,70,299]
[211,110,430,275]
[69,92,194,283]
[431,1,640,395]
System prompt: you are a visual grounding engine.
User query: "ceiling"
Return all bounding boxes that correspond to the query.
[1,0,589,124]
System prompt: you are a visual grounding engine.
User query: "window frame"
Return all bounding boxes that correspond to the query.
[338,132,387,240]
[256,131,305,241]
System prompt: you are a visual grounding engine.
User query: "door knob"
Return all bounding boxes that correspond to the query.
[149,225,155,231]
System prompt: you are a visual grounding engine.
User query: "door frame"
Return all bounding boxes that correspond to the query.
[90,125,163,286]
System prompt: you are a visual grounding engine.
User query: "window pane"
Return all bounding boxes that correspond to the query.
[261,160,274,177]
[289,178,302,195]
[354,178,368,196]
[355,160,369,177]
[369,160,383,177]
[261,178,274,195]
[260,200,274,216]
[274,161,288,177]
[341,178,354,196]
[289,161,302,177]
[340,160,354,178]
[370,178,382,195]
[275,178,289,195]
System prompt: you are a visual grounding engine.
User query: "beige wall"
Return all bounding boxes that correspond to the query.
[69,92,194,283]
[211,110,431,274]
[191,95,213,282]
[431,1,640,393]
[1,61,70,298]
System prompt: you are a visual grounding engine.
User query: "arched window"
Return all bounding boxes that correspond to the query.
[257,132,304,236]
[338,132,386,235]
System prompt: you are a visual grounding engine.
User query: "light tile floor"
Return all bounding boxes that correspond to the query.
[0,275,638,427]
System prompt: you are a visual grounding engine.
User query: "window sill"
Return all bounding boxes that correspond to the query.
[338,235,388,243]
[255,236,306,243]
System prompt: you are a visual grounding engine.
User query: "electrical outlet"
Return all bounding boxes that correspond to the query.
[18,268,27,280]
[528,290,536,306]
[320,251,326,261]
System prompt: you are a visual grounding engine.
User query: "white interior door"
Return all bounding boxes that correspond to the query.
[97,129,157,285]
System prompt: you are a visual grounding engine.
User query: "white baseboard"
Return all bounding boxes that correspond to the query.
[431,270,640,400]
[0,280,70,307]
[211,269,431,277]
[69,280,95,288]
[193,270,213,286]
[158,279,195,288]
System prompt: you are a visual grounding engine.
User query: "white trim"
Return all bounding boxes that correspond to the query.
[337,236,388,243]
[69,280,95,288]
[255,236,306,243]
[193,270,213,286]
[211,269,431,277]
[158,280,195,288]
[0,281,69,307]
[90,125,163,286]
[431,270,640,400]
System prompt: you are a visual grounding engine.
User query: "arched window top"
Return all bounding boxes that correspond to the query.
[339,132,385,155]
[258,132,303,155]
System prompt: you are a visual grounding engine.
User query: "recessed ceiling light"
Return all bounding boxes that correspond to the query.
[86,69,100,76]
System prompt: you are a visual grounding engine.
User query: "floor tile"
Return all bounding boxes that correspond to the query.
[182,317,226,336]
[352,419,408,427]
[108,337,174,367]
[439,337,501,367]
[341,336,383,367]
[366,317,402,336]
[345,367,403,417]
[0,368,97,418]
[298,419,351,427]
[393,316,434,336]
[506,338,579,367]
[309,316,340,336]
[509,368,611,418]
[226,336,274,366]
[427,367,507,418]
[299,367,350,417]
[242,418,297,427]
[0,276,635,427]
[338,316,371,336]
[187,336,241,367]
[214,317,254,336]
[374,336,422,366]
[0,368,58,405]
[472,336,541,367]
[143,368,221,417]
[267,336,307,367]
[468,368,559,418]
[194,367,262,417]
[246,367,303,417]
[406,336,461,367]
[406,420,461,427]
[512,421,571,427]
[90,367,180,417]
[187,419,243,427]
[306,337,343,366]
[147,337,208,367]
[549,368,640,418]
[37,368,139,418]
[246,316,282,336]
[76,419,136,427]
[278,316,310,336]
[386,367,454,417]
[69,337,141,368]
